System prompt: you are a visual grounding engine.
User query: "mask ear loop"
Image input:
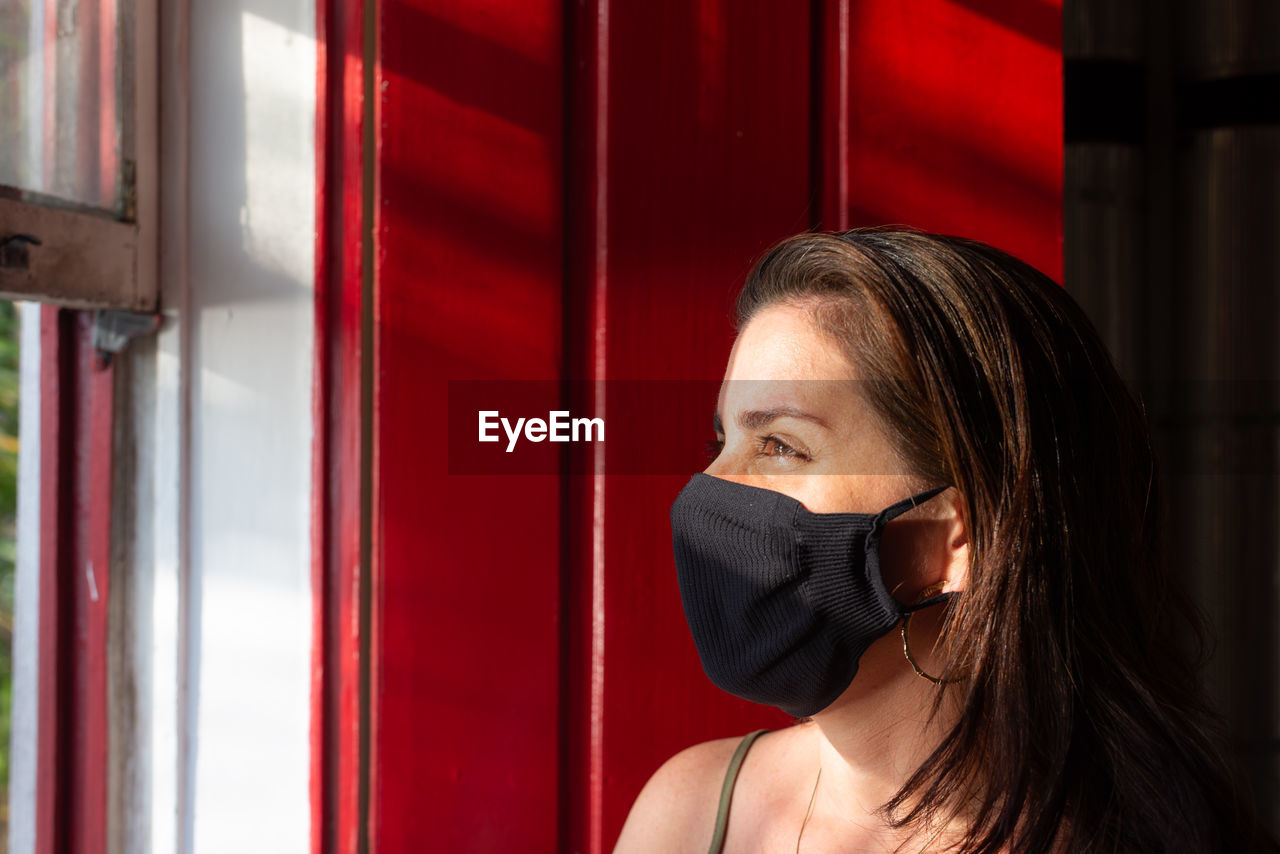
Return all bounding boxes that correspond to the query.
[900,584,962,684]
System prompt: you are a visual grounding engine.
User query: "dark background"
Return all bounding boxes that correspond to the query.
[1064,0,1280,833]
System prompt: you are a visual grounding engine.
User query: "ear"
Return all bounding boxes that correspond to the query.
[881,486,969,604]
[937,487,969,594]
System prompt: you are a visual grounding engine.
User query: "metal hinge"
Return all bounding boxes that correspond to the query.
[92,309,162,366]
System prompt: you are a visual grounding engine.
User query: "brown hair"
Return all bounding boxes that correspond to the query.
[734,228,1274,854]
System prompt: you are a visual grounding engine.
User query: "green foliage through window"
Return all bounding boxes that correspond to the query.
[0,300,20,848]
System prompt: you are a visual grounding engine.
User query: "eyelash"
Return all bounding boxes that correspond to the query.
[705,435,809,462]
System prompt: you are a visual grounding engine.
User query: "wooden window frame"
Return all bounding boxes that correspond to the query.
[0,0,158,313]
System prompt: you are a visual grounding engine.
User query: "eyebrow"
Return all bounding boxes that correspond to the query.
[712,406,832,435]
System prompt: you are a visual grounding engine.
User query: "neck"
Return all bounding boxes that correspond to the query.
[804,637,963,841]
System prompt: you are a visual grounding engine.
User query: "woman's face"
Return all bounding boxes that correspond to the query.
[705,301,951,605]
[706,301,920,509]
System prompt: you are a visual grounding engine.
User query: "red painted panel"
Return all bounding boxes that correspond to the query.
[372,0,565,850]
[313,0,368,851]
[36,309,113,854]
[312,2,330,849]
[837,0,1064,282]
[573,4,816,852]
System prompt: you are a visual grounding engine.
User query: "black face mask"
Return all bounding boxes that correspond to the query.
[670,473,951,717]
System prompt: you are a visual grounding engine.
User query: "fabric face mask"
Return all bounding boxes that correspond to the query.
[670,473,952,717]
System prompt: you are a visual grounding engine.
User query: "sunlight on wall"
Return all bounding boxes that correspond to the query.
[185,3,316,852]
[240,10,319,280]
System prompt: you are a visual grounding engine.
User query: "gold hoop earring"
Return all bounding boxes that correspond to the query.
[901,583,950,684]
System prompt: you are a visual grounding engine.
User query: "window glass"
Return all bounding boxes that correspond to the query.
[0,0,126,214]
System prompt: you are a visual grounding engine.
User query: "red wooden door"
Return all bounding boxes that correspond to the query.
[372,0,567,850]
[319,1,1062,851]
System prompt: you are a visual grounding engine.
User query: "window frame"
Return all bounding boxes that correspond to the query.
[0,0,158,313]
[3,1,159,852]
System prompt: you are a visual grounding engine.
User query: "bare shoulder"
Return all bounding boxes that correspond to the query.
[611,734,748,854]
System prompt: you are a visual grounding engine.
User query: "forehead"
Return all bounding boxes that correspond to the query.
[725,303,856,381]
[717,303,860,413]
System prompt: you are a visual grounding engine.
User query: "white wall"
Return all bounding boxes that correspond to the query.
[183,0,316,850]
[125,0,317,850]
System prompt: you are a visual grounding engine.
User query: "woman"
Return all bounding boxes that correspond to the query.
[614,229,1274,853]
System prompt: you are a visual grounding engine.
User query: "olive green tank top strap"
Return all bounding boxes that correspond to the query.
[707,729,771,854]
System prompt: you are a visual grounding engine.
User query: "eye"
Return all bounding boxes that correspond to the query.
[757,435,807,460]
[704,434,811,464]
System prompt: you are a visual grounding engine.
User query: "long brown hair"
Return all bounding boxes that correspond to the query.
[734,228,1274,854]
